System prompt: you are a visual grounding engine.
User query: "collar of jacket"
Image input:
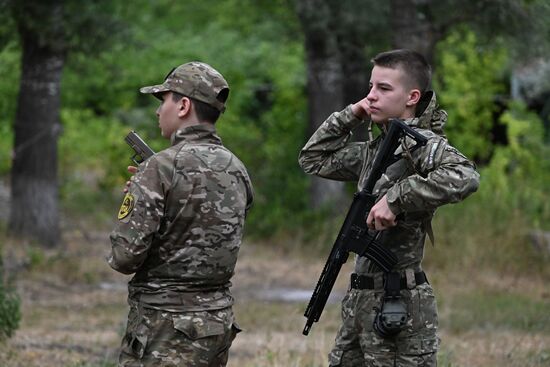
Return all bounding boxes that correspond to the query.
[405,90,447,136]
[170,123,222,146]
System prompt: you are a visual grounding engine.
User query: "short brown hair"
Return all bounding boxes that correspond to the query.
[372,49,431,93]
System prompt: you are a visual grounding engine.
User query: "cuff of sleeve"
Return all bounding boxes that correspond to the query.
[386,185,404,216]
[340,105,365,130]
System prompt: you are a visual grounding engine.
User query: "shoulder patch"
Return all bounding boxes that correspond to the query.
[118,193,135,220]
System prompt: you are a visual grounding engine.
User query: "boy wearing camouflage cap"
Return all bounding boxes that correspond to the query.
[109,62,253,366]
[299,50,479,366]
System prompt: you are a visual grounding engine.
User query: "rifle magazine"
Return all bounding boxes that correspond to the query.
[363,241,398,272]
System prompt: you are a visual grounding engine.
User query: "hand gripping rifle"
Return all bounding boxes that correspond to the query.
[302,118,428,336]
[125,130,155,164]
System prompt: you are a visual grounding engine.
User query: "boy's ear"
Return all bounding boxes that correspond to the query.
[406,89,421,107]
[178,97,191,117]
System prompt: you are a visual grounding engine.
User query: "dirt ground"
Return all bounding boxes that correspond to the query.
[0,228,549,367]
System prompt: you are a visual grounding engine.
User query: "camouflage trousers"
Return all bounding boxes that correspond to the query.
[329,283,439,367]
[119,301,240,367]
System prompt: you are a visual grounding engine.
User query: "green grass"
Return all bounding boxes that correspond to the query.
[234,299,341,335]
[447,289,550,334]
[2,165,550,366]
[423,196,550,279]
[232,300,341,367]
[67,362,117,367]
[526,349,550,367]
[437,348,457,367]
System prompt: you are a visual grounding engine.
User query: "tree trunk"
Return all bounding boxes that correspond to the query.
[390,0,438,65]
[296,0,347,209]
[9,29,65,247]
[336,19,370,142]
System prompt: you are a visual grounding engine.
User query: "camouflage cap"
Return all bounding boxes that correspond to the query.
[140,62,229,113]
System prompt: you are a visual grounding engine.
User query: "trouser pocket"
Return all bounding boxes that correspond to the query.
[171,308,237,366]
[172,310,228,339]
[120,302,152,361]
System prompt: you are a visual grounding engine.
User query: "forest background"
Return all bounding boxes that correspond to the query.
[0,0,549,366]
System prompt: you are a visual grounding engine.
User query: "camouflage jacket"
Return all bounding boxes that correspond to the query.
[299,92,479,274]
[109,124,254,311]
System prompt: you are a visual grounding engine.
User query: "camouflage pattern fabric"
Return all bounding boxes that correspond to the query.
[119,300,240,367]
[328,286,438,367]
[298,92,479,366]
[110,123,253,312]
[109,123,253,365]
[140,61,229,112]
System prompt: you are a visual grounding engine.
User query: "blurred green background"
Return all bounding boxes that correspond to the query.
[2,0,549,243]
[0,1,549,365]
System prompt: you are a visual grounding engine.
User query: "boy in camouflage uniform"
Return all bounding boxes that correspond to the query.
[109,62,253,366]
[299,49,479,366]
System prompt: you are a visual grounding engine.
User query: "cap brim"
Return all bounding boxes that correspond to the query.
[139,84,170,95]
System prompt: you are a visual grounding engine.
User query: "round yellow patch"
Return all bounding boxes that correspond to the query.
[118,193,135,220]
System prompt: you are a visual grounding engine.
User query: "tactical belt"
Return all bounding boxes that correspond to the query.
[350,271,428,290]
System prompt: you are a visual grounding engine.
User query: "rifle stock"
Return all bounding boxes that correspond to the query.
[302,119,428,336]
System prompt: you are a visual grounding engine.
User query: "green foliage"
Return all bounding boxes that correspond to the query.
[425,100,550,277]
[481,101,550,228]
[0,40,19,175]
[221,42,308,236]
[58,109,131,218]
[424,27,550,276]
[0,123,13,175]
[2,0,550,253]
[0,283,19,341]
[58,0,309,235]
[435,27,507,161]
[3,0,125,54]
[26,245,45,268]
[0,257,20,341]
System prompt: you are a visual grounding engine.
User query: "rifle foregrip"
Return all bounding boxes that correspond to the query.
[302,250,346,336]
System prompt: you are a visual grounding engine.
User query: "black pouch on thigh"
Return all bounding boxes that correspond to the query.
[373,272,407,338]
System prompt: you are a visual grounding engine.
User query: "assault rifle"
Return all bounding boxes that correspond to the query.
[125,131,155,164]
[302,118,428,336]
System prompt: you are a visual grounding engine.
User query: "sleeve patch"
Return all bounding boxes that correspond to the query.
[117,193,135,220]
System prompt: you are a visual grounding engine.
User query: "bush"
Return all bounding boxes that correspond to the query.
[0,259,20,341]
[0,41,20,175]
[424,30,550,276]
[426,101,550,276]
[435,27,507,162]
[58,108,133,221]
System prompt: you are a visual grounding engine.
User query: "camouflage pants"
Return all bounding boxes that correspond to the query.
[328,284,439,367]
[119,301,240,367]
